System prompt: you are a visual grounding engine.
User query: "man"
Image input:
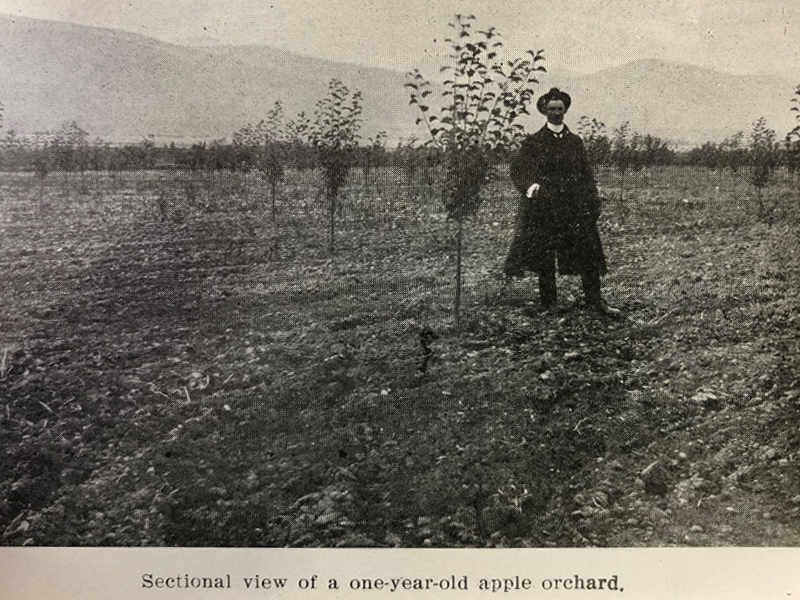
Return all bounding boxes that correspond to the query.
[504,87,618,316]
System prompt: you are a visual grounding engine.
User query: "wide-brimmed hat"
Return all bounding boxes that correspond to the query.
[536,88,572,114]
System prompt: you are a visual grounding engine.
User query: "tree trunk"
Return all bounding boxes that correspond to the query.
[271,179,277,221]
[756,186,764,221]
[329,189,336,255]
[454,216,463,332]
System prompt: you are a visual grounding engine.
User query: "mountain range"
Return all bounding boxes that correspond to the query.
[1,14,797,149]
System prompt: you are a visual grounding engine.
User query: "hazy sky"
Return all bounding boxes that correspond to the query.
[1,0,799,79]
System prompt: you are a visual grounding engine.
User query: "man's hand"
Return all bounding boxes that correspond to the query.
[526,183,540,199]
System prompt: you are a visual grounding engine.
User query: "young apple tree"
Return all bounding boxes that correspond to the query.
[720,131,745,191]
[786,85,800,183]
[576,116,611,168]
[790,84,800,137]
[610,121,645,201]
[233,101,287,219]
[405,14,545,329]
[362,130,387,186]
[749,117,779,220]
[51,121,90,175]
[291,80,363,254]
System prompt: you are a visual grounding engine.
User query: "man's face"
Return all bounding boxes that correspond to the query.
[545,100,566,125]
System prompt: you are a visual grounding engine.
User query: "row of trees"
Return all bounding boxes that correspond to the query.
[577,115,800,186]
[2,16,800,329]
[3,117,798,181]
[0,119,391,176]
[577,117,674,168]
[681,118,800,178]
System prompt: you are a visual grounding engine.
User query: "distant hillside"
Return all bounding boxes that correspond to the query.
[1,15,797,148]
[0,14,419,145]
[547,59,797,150]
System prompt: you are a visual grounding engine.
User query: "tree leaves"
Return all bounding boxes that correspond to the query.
[404,13,547,205]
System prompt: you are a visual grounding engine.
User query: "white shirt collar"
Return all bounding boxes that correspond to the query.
[546,122,565,134]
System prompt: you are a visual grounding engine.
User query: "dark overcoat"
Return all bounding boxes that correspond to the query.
[504,125,608,276]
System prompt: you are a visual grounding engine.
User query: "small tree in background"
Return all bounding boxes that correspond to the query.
[29,132,52,202]
[362,130,387,186]
[406,14,545,330]
[51,121,90,177]
[720,131,746,191]
[233,101,287,219]
[1,129,21,172]
[611,121,643,211]
[576,116,611,167]
[786,85,800,184]
[639,134,673,185]
[291,80,363,253]
[689,141,724,184]
[749,117,779,220]
[118,135,158,171]
[140,135,157,170]
[394,136,420,190]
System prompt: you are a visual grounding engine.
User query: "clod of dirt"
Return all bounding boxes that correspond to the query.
[641,460,671,497]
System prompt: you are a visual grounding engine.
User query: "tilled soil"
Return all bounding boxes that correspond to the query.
[1,172,799,547]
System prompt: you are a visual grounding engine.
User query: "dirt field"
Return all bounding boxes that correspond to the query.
[1,166,799,547]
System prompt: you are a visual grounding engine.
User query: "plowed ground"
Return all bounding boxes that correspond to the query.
[1,167,799,547]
